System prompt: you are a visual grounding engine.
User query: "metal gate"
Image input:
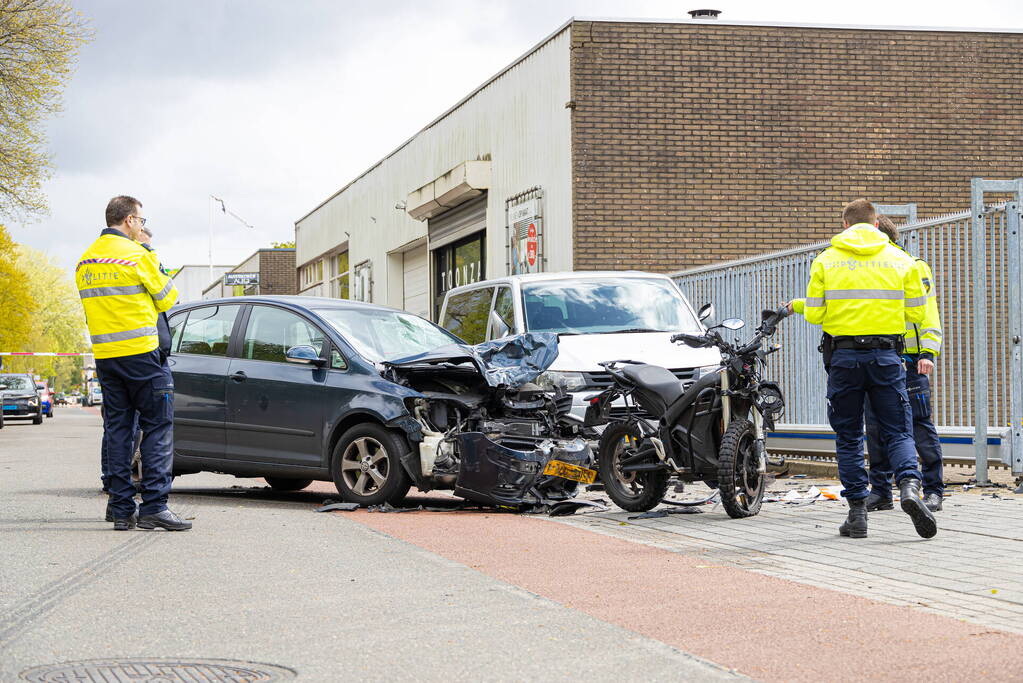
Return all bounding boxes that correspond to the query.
[670,178,1023,481]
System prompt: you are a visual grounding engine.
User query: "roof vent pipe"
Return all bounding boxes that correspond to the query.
[687,9,721,19]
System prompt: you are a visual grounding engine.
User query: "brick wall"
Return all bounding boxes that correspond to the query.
[570,21,1023,272]
[258,249,297,295]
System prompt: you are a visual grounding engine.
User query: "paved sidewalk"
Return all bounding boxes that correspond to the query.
[559,480,1023,636]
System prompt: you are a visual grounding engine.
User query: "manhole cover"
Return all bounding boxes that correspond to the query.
[20,658,296,682]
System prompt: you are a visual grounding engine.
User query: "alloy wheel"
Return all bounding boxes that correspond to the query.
[340,437,389,495]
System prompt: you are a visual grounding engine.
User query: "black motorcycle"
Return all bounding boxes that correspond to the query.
[585,305,789,518]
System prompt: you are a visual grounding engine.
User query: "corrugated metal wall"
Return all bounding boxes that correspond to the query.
[295,26,574,312]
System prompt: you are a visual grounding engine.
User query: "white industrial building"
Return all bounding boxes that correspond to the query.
[170,264,234,303]
[294,27,572,320]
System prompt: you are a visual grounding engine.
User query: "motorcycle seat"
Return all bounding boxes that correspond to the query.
[621,363,685,413]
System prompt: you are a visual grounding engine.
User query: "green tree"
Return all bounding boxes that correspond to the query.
[271,240,295,248]
[0,0,91,219]
[2,242,86,389]
[0,224,35,354]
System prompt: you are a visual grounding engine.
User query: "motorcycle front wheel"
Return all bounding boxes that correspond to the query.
[717,418,765,518]
[597,421,669,512]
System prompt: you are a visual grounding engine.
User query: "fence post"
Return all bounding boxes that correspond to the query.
[1008,192,1023,476]
[971,179,991,484]
[875,203,918,226]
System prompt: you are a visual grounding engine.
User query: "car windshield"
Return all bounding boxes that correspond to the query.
[0,376,34,391]
[313,307,463,363]
[521,278,702,335]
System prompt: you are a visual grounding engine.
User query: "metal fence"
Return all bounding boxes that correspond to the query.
[670,179,1023,480]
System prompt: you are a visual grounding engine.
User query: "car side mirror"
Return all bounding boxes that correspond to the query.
[285,345,326,366]
[698,303,715,321]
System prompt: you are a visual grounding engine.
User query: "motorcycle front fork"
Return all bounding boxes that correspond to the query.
[722,372,767,474]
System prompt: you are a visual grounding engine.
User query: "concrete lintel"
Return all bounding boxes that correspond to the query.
[406,160,491,221]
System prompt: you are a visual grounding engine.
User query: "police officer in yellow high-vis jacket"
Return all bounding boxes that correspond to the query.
[76,195,190,531]
[864,217,945,513]
[789,199,936,540]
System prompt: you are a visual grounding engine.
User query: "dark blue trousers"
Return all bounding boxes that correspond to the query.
[827,349,922,500]
[96,350,174,517]
[100,408,140,492]
[865,358,944,498]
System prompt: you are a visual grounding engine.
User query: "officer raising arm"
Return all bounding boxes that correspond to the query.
[787,199,936,539]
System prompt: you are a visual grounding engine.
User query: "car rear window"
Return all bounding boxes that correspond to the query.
[178,305,240,356]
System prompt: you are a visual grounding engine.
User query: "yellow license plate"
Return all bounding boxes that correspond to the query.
[542,460,597,484]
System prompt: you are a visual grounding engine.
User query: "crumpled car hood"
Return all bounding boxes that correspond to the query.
[384,332,559,389]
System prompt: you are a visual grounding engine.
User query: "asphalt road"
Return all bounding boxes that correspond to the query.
[0,406,738,682]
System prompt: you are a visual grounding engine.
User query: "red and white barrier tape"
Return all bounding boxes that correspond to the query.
[0,352,89,356]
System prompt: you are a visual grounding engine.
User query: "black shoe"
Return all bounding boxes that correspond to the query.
[113,514,137,531]
[137,509,192,531]
[105,500,114,523]
[923,492,943,512]
[839,498,868,538]
[864,491,894,512]
[899,478,937,538]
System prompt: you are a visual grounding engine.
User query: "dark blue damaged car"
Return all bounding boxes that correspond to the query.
[166,296,592,507]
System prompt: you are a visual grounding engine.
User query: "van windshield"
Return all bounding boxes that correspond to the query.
[521,278,701,335]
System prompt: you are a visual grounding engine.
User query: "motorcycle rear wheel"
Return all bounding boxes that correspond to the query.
[598,422,669,512]
[717,418,765,518]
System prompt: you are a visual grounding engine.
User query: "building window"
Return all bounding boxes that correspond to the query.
[433,231,485,317]
[301,260,324,289]
[329,251,350,299]
[353,260,372,302]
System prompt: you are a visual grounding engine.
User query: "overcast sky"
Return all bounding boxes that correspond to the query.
[12,0,1023,274]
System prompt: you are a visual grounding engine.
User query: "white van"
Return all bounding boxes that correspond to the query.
[437,271,722,418]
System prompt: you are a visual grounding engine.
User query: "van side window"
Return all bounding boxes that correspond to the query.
[490,287,514,339]
[442,288,493,345]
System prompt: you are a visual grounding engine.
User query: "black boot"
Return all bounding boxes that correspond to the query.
[839,498,868,538]
[899,478,937,538]
[865,490,894,512]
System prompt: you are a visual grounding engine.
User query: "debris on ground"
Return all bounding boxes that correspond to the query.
[315,502,360,512]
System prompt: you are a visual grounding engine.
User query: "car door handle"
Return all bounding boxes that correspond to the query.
[230,371,247,382]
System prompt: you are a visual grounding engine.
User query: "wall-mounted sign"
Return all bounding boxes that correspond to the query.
[224,272,259,286]
[507,191,543,275]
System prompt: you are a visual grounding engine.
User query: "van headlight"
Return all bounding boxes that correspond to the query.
[535,371,588,392]
[27,397,38,406]
[695,364,721,379]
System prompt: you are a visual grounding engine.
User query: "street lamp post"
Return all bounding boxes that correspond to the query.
[208,194,255,289]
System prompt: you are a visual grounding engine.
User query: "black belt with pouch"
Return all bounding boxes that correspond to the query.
[831,335,904,352]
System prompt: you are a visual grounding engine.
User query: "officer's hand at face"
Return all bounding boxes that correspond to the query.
[917,358,934,375]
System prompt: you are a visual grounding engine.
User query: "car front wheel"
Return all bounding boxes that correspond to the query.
[330,423,411,507]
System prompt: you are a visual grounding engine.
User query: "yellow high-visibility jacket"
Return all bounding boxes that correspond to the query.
[76,230,179,359]
[904,258,942,358]
[792,223,926,336]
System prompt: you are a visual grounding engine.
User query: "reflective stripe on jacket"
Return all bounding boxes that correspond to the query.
[76,231,179,359]
[904,258,942,357]
[792,223,926,336]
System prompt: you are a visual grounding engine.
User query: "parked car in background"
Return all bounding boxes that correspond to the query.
[55,393,68,405]
[164,296,591,507]
[85,386,103,406]
[438,272,722,420]
[1,374,43,425]
[35,381,54,418]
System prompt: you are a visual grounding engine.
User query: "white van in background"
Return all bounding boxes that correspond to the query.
[437,272,722,418]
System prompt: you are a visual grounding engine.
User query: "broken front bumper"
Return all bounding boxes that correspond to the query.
[453,432,592,508]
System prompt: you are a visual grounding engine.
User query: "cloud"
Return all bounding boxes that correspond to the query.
[15,0,1023,279]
